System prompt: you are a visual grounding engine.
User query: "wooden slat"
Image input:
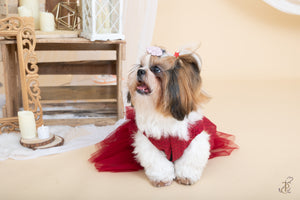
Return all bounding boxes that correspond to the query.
[0,38,126,45]
[41,99,117,104]
[41,101,117,110]
[35,38,126,44]
[35,30,79,39]
[38,99,118,126]
[44,117,117,127]
[35,43,118,51]
[0,39,15,44]
[36,50,116,62]
[39,85,117,101]
[116,44,124,119]
[43,109,117,117]
[1,44,21,117]
[41,100,118,126]
[38,60,116,75]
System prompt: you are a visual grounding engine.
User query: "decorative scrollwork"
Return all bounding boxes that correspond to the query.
[26,76,43,127]
[0,117,19,134]
[20,20,43,127]
[21,27,36,51]
[23,49,39,75]
[0,17,44,133]
[0,17,22,32]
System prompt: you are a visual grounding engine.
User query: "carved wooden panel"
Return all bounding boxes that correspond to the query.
[0,17,43,133]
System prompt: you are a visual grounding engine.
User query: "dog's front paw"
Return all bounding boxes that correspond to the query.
[143,157,175,187]
[150,180,173,187]
[174,163,203,185]
[175,177,194,185]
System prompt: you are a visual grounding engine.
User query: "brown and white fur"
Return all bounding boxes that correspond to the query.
[127,48,210,187]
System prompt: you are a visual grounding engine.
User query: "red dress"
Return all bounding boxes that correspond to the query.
[89,107,238,172]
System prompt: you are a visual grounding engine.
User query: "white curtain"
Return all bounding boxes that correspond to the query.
[121,0,158,104]
[263,0,300,15]
[122,0,158,78]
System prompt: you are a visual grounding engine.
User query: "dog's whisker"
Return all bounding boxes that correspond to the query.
[128,64,140,75]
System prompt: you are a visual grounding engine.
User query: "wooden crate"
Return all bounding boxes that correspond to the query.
[36,37,125,126]
[0,35,126,127]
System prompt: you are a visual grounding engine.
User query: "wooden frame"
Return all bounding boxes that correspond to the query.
[32,37,125,127]
[0,17,43,133]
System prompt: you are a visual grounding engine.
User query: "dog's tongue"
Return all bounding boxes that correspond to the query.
[137,85,147,90]
[137,84,150,93]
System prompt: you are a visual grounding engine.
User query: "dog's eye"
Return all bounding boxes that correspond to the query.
[150,66,161,74]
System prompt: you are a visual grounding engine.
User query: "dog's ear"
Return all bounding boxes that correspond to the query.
[127,92,131,103]
[180,53,211,105]
[165,54,204,121]
[179,53,201,74]
[167,64,187,121]
[127,91,135,107]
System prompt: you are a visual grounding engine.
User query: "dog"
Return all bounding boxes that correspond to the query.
[127,46,211,187]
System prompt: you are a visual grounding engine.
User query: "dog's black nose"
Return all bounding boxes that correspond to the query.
[137,69,146,82]
[137,69,146,76]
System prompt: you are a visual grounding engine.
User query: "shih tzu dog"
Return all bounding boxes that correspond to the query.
[127,46,211,187]
[89,46,236,186]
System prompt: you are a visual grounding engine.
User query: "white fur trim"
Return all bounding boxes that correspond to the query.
[174,131,210,184]
[133,131,175,182]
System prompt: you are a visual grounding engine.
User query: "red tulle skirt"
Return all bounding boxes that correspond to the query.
[89,107,238,172]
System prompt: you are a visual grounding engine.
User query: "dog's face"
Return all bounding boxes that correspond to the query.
[128,48,208,121]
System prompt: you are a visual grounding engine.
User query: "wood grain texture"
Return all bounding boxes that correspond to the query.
[0,37,126,45]
[35,43,118,51]
[33,135,64,150]
[35,30,79,39]
[39,85,117,101]
[44,117,117,127]
[45,0,61,13]
[116,44,124,119]
[20,134,55,149]
[41,101,117,109]
[1,44,20,117]
[38,60,116,75]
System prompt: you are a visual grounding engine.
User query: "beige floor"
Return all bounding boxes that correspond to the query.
[0,80,299,200]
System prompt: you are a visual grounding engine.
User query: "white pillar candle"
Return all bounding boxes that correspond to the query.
[37,125,50,139]
[20,0,40,29]
[40,12,55,32]
[103,2,111,30]
[18,6,33,17]
[18,111,37,139]
[96,0,111,34]
[96,12,103,33]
